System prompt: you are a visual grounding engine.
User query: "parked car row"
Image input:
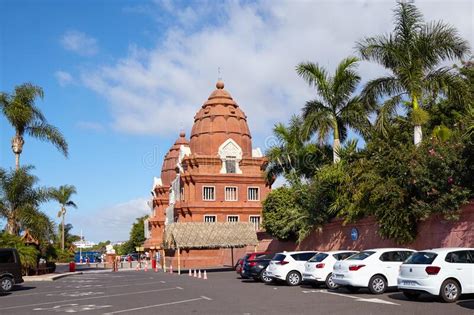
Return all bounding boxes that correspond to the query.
[235,247,474,303]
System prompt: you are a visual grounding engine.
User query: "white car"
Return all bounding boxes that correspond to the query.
[333,248,414,294]
[266,251,318,286]
[303,250,358,289]
[398,248,474,303]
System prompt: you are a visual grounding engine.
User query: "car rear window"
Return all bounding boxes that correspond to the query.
[309,253,328,262]
[404,252,437,264]
[272,254,286,262]
[346,251,375,261]
[334,252,357,260]
[0,250,15,264]
[292,252,317,261]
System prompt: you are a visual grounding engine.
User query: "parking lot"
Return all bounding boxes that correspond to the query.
[1,270,473,314]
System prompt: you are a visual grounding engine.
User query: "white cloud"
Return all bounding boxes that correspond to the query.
[76,121,105,131]
[70,198,150,242]
[61,30,99,56]
[54,70,74,87]
[82,0,473,146]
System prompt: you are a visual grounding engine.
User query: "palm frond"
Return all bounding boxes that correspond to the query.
[362,76,405,104]
[296,62,331,102]
[393,2,423,43]
[27,122,69,157]
[374,95,403,138]
[333,57,361,105]
[418,21,470,69]
[302,100,333,143]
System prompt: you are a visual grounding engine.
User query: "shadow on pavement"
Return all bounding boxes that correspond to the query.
[14,285,36,292]
[388,292,440,303]
[388,292,474,306]
[458,299,474,310]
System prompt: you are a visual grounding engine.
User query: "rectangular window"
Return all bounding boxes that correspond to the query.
[204,215,216,223]
[180,187,185,201]
[225,187,238,201]
[227,215,239,223]
[249,216,260,230]
[225,157,236,174]
[248,187,260,201]
[202,186,215,201]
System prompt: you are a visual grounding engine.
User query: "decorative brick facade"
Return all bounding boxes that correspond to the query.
[143,81,271,268]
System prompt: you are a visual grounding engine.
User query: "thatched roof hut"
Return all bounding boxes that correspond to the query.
[164,222,258,249]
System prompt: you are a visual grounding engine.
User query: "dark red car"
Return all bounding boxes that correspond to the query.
[236,252,272,278]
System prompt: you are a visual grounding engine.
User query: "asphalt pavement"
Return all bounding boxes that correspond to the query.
[1,270,473,314]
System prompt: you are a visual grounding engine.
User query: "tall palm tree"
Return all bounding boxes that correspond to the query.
[0,83,68,169]
[357,2,470,146]
[0,166,54,239]
[265,115,332,183]
[49,185,77,251]
[296,57,372,163]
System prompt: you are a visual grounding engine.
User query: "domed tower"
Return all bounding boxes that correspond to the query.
[190,81,252,158]
[145,131,190,250]
[161,131,189,186]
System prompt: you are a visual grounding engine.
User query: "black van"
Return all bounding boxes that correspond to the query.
[0,248,24,292]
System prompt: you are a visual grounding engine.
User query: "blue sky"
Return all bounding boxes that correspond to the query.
[1,0,472,242]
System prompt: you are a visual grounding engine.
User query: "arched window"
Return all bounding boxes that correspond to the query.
[218,139,242,174]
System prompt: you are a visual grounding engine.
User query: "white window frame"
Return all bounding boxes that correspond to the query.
[225,186,238,201]
[247,187,260,201]
[204,215,217,223]
[249,215,261,230]
[202,186,216,201]
[226,215,239,223]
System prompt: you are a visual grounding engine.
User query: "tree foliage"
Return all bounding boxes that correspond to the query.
[357,2,470,144]
[0,232,39,271]
[120,216,148,254]
[0,166,54,239]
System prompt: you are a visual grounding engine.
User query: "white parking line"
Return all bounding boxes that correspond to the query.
[305,289,400,306]
[5,281,163,298]
[2,287,181,310]
[102,296,212,314]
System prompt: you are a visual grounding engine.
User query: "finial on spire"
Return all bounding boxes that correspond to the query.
[216,67,224,89]
[178,121,185,137]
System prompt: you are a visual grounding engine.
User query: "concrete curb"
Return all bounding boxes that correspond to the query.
[23,272,83,282]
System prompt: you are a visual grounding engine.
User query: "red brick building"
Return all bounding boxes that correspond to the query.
[143,81,271,268]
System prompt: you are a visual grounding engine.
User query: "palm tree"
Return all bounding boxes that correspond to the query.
[357,2,470,146]
[0,83,68,169]
[49,185,77,251]
[0,166,54,239]
[296,57,372,163]
[265,115,331,183]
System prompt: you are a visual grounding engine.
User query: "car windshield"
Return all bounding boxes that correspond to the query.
[346,251,375,261]
[404,252,437,264]
[272,254,286,262]
[309,253,328,262]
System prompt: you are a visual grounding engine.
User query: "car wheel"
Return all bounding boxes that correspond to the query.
[440,279,461,303]
[325,273,339,290]
[1,277,13,293]
[260,270,273,284]
[368,275,387,294]
[286,271,301,286]
[346,286,360,293]
[403,291,421,300]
